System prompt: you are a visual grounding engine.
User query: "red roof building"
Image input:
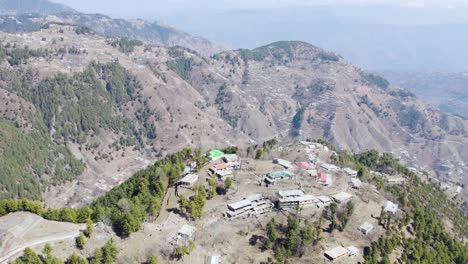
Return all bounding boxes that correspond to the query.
[294,161,311,170]
[318,172,327,182]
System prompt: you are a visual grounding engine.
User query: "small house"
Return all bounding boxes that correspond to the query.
[332,192,353,204]
[320,163,339,171]
[317,172,332,186]
[384,200,398,215]
[178,174,199,188]
[266,171,293,183]
[359,222,374,235]
[206,255,220,264]
[176,224,196,245]
[294,161,311,170]
[308,169,318,178]
[278,190,305,198]
[385,177,405,185]
[317,196,332,208]
[273,158,293,169]
[223,154,239,163]
[344,168,358,177]
[350,178,362,189]
[324,246,348,261]
[346,246,360,256]
[208,149,224,161]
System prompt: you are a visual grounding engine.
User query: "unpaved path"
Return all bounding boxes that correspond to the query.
[0,231,80,263]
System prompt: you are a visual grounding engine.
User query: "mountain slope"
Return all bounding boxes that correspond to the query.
[0,0,74,15]
[0,26,465,206]
[0,1,226,56]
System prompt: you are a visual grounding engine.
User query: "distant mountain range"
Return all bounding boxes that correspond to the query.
[0,0,225,56]
[0,0,74,15]
[382,71,468,119]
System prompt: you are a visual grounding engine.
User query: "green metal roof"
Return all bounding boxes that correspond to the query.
[208,149,224,159]
[268,171,292,179]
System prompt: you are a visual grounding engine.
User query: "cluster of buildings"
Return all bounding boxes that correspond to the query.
[208,151,241,180]
[226,194,273,219]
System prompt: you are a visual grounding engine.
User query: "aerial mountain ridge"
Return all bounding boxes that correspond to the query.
[0,0,74,15]
[0,25,465,207]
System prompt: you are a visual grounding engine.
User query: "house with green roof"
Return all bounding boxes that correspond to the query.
[208,149,224,160]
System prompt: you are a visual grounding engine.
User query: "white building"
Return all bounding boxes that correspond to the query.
[178,174,199,188]
[332,192,353,204]
[344,168,358,177]
[223,154,239,163]
[206,255,220,264]
[273,158,293,170]
[384,200,399,215]
[317,196,332,208]
[347,246,360,256]
[351,178,362,189]
[359,222,374,235]
[279,194,318,209]
[324,246,348,261]
[278,189,304,198]
[176,224,196,245]
[386,177,405,185]
[226,194,273,219]
[321,163,340,171]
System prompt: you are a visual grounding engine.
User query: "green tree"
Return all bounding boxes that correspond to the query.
[85,219,94,237]
[178,195,189,214]
[224,177,232,192]
[255,148,264,160]
[102,238,119,264]
[146,256,158,264]
[89,248,103,264]
[66,252,88,264]
[75,233,86,249]
[174,246,189,260]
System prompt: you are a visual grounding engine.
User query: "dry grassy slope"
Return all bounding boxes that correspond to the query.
[186,41,468,183]
[0,26,466,207]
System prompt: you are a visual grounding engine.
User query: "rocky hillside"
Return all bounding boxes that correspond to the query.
[0,0,74,15]
[0,25,465,206]
[0,0,225,56]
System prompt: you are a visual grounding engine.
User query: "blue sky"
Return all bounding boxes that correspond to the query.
[52,0,467,17]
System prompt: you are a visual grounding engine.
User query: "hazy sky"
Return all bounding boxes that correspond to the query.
[52,0,468,17]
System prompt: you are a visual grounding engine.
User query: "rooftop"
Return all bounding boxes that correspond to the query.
[179,174,199,184]
[332,192,353,202]
[208,149,224,159]
[325,246,348,259]
[278,189,304,198]
[178,224,196,237]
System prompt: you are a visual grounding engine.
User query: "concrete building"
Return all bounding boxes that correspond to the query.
[384,200,399,215]
[223,154,239,163]
[226,194,273,219]
[265,171,293,184]
[317,196,332,208]
[273,158,293,169]
[176,224,196,245]
[206,255,220,264]
[324,246,348,261]
[332,192,353,204]
[279,194,318,209]
[350,178,362,189]
[178,174,199,188]
[320,163,340,171]
[278,189,304,198]
[385,177,405,185]
[347,246,360,256]
[295,161,311,170]
[359,222,374,235]
[344,168,358,177]
[317,172,332,186]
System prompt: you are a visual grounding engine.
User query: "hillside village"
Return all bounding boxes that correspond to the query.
[3,140,465,264]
